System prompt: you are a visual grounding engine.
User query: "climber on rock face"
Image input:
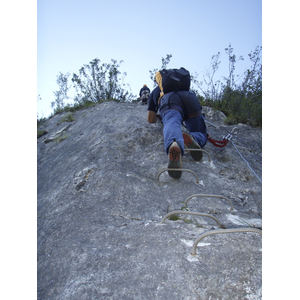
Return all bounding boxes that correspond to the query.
[147,69,208,179]
[139,84,151,104]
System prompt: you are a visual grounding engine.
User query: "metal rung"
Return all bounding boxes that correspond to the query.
[160,210,223,227]
[183,194,234,211]
[191,227,262,255]
[156,168,199,183]
[155,142,164,151]
[184,148,211,161]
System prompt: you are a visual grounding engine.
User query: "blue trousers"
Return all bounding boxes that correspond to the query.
[162,109,207,155]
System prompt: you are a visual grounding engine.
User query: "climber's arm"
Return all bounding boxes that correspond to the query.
[147,110,157,123]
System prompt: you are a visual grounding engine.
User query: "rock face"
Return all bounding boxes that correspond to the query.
[37,101,262,300]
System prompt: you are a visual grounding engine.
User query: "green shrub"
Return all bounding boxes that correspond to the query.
[208,88,262,127]
[37,117,47,128]
[55,134,69,143]
[169,214,180,221]
[62,113,76,123]
[37,130,48,138]
[56,113,76,125]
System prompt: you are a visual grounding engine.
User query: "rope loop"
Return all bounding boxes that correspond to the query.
[208,135,229,148]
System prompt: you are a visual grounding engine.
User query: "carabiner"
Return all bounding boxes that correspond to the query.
[231,127,239,135]
[223,133,233,141]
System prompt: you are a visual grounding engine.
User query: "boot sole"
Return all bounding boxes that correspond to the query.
[183,133,203,161]
[168,145,182,179]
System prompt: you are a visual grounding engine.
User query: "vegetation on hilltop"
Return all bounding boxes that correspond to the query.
[195,44,262,127]
[37,44,262,128]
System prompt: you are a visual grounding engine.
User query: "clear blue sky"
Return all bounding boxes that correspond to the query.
[37,0,262,118]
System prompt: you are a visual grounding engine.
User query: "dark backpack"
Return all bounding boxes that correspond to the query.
[156,67,190,95]
[140,90,150,104]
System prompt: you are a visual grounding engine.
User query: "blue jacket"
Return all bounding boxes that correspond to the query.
[147,86,161,112]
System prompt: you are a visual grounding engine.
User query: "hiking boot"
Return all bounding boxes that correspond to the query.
[168,141,182,179]
[183,132,203,161]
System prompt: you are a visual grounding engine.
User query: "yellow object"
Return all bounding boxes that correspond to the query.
[155,71,164,104]
[143,84,147,87]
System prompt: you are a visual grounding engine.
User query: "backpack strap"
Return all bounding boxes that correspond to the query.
[155,71,165,105]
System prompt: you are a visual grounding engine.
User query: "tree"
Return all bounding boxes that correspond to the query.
[219,45,262,126]
[241,46,262,100]
[193,44,262,127]
[193,52,222,102]
[51,72,70,112]
[224,43,244,89]
[71,58,134,104]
